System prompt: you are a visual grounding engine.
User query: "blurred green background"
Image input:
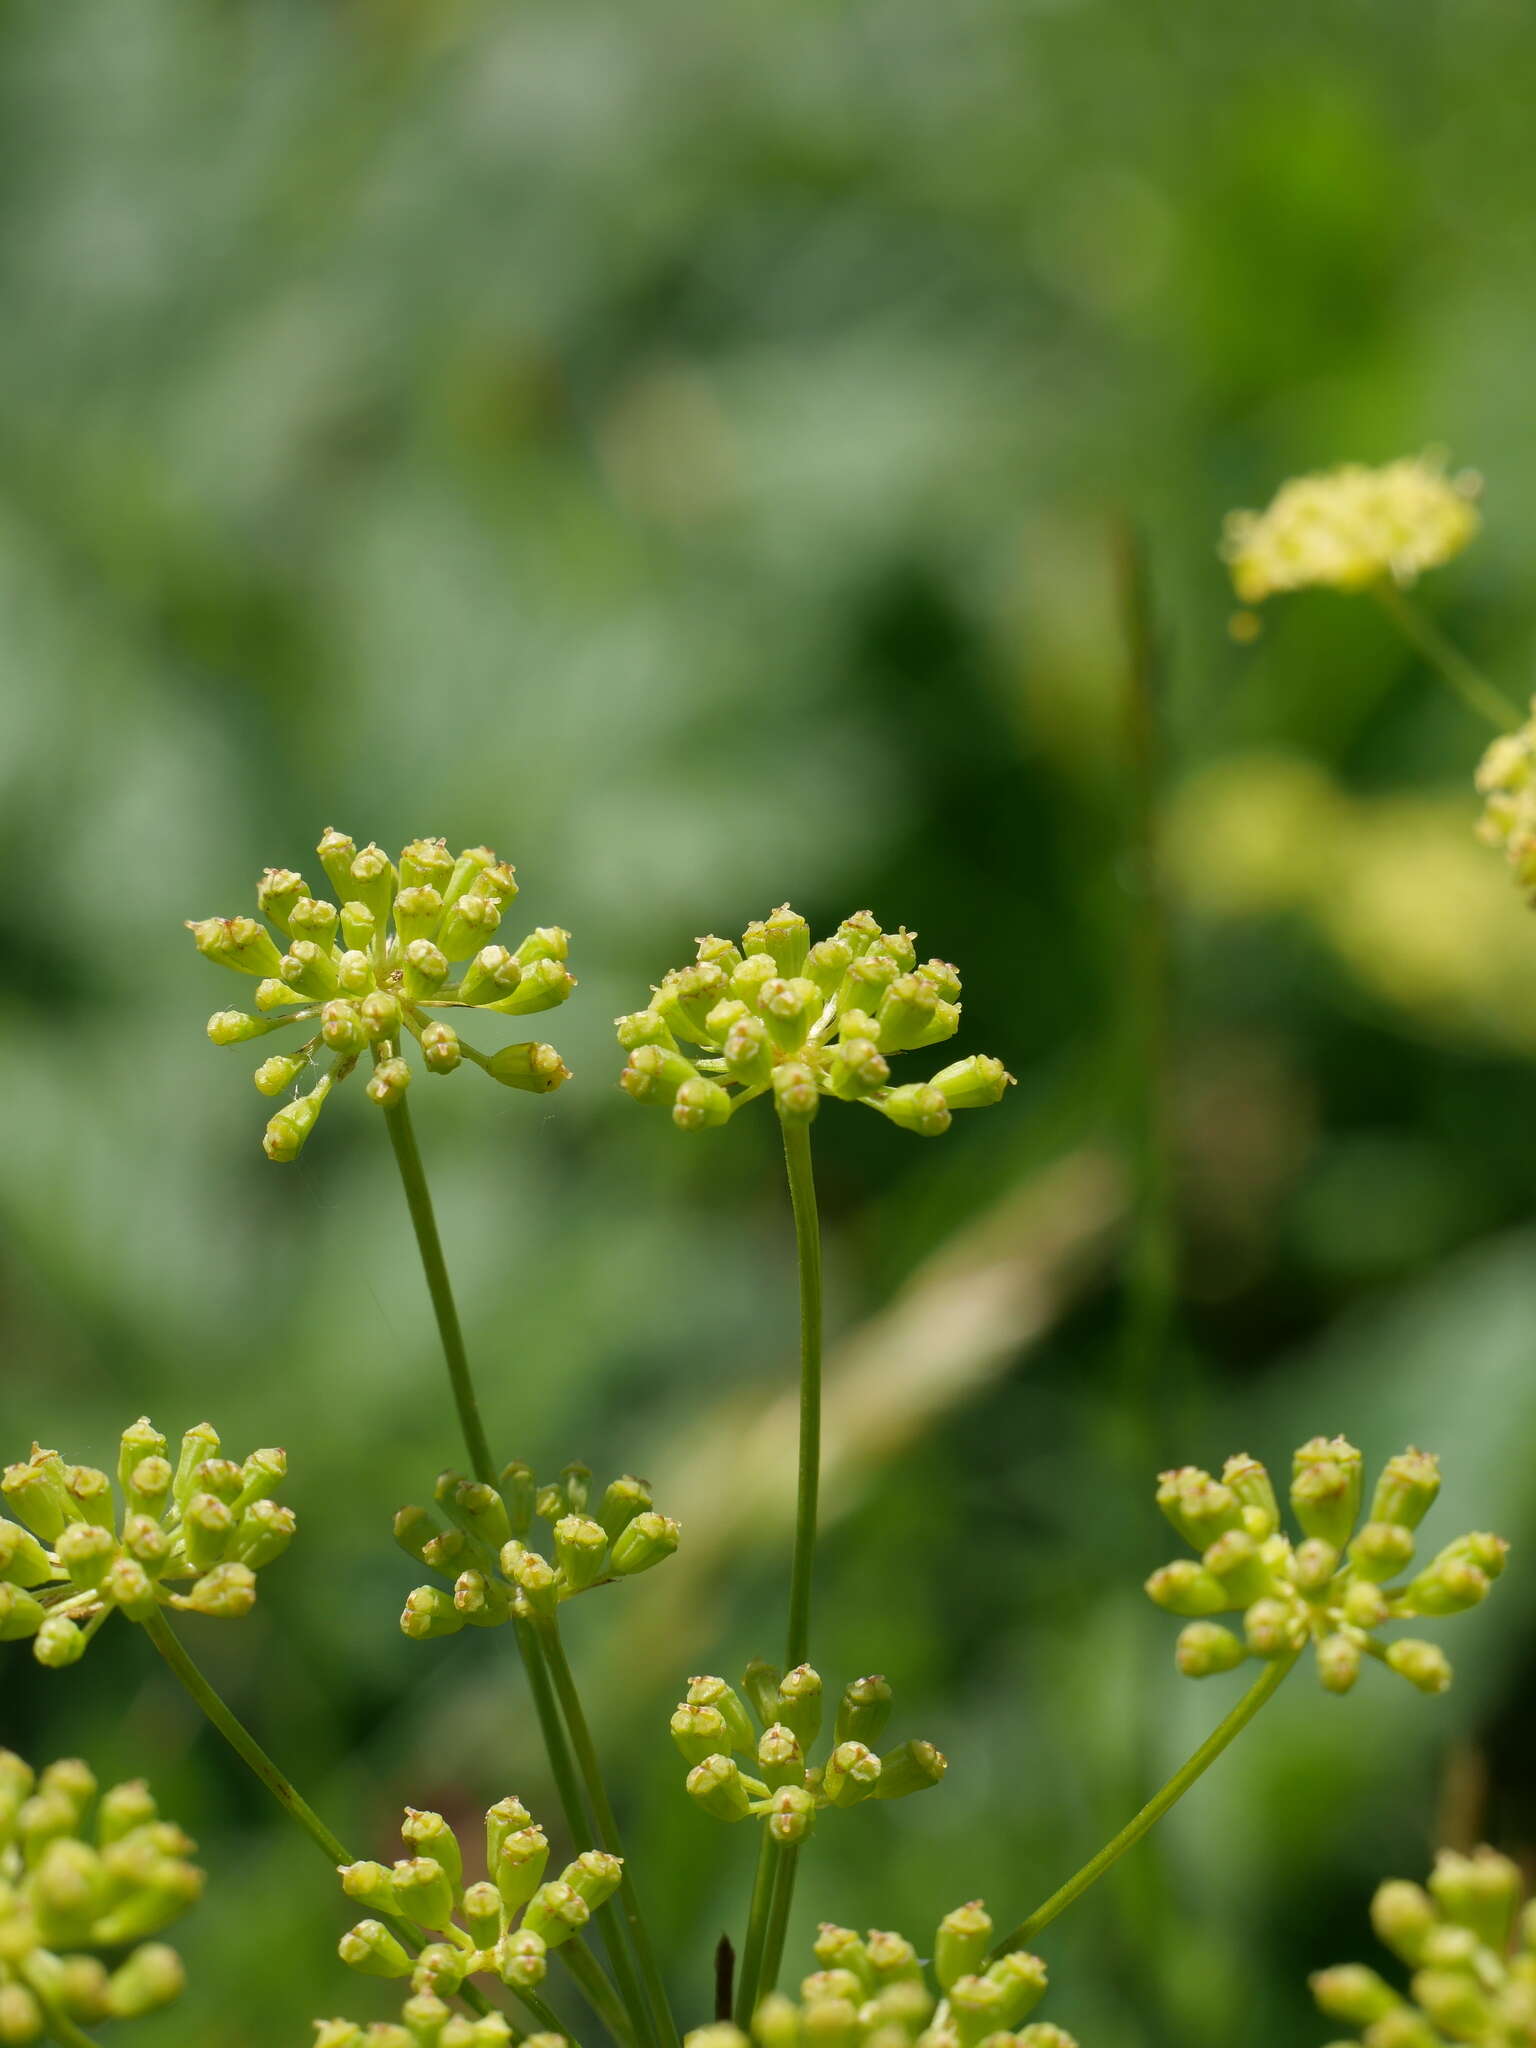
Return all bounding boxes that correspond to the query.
[4,0,1536,2041]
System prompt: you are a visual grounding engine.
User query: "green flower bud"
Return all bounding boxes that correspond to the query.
[335,948,372,995]
[56,1520,118,1592]
[753,1995,801,2048]
[1371,1450,1441,1531]
[616,1008,675,1052]
[445,1480,511,1551]
[398,838,454,894]
[743,907,810,978]
[339,1861,401,1916]
[1349,1521,1416,1583]
[1400,1553,1491,1615]
[812,1925,872,1987]
[2,1448,72,1541]
[483,958,574,1016]
[393,1505,440,1566]
[872,1739,946,1799]
[523,1880,589,1948]
[597,1475,652,1546]
[622,1044,700,1107]
[409,1947,465,1996]
[775,1666,823,1749]
[0,1984,42,2042]
[562,1848,623,1910]
[0,1519,52,1590]
[1244,1596,1305,1658]
[1145,1561,1231,1617]
[833,1674,893,1748]
[182,1493,234,1571]
[609,1511,680,1576]
[340,893,377,948]
[985,1950,1049,2029]
[765,1785,816,1844]
[361,989,403,1040]
[505,1546,560,1616]
[730,954,779,1013]
[1291,1441,1362,1550]
[1412,1971,1495,2038]
[482,1796,534,1871]
[1385,1639,1452,1693]
[806,937,853,998]
[1292,1537,1340,1597]
[207,1008,287,1045]
[63,1463,114,1530]
[461,1880,502,1947]
[289,897,339,948]
[401,1811,463,1892]
[339,1918,413,1979]
[512,926,569,967]
[1369,1880,1437,1966]
[871,1083,949,1136]
[97,1778,158,1844]
[263,1075,333,1160]
[187,916,287,979]
[935,1902,993,1991]
[34,1613,86,1666]
[311,2027,365,2048]
[402,1587,465,1640]
[742,1659,782,1727]
[674,1077,734,1131]
[280,941,341,1002]
[687,1675,756,1755]
[762,977,823,1053]
[319,1001,369,1057]
[179,1561,257,1618]
[495,1927,549,1989]
[498,1463,536,1536]
[105,1942,185,2018]
[1428,1846,1522,1950]
[257,868,312,932]
[822,1741,881,1808]
[104,1555,159,1620]
[495,1825,550,1915]
[825,1037,889,1099]
[1316,1633,1361,1694]
[391,1855,456,1930]
[366,1057,412,1109]
[485,1041,570,1092]
[54,1955,111,2022]
[393,886,444,948]
[672,1704,732,1767]
[454,1567,511,1627]
[1174,1621,1247,1677]
[756,1724,804,1792]
[927,1055,1012,1109]
[1201,1529,1273,1607]
[401,940,449,1002]
[420,1020,462,1073]
[688,1754,752,1822]
[723,1016,774,1088]
[771,1062,820,1123]
[1156,1469,1244,1549]
[443,845,497,910]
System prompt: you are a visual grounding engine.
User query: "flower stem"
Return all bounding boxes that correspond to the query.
[988,1651,1299,1956]
[40,2008,98,2048]
[779,1116,823,1672]
[755,1843,799,2008]
[731,1830,780,2026]
[563,1936,641,2047]
[378,1086,496,1486]
[539,1618,680,2048]
[515,1613,599,1853]
[1373,583,1520,730]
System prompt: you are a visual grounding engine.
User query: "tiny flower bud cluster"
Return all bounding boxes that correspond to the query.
[1313,1845,1536,2046]
[0,1750,199,2041]
[1222,456,1481,605]
[617,908,1013,1136]
[691,1898,1078,2048]
[1146,1439,1507,1694]
[1474,708,1536,898]
[396,1460,680,1642]
[1,1419,294,1666]
[312,2017,520,2047]
[332,1798,619,2016]
[670,1664,946,1842]
[192,830,575,1161]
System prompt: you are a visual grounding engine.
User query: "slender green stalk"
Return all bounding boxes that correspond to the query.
[37,2002,98,2048]
[732,1830,779,2026]
[989,1652,1299,1956]
[564,1936,640,2047]
[516,1614,597,1851]
[779,1117,823,1672]
[540,1619,679,2048]
[755,1844,799,2008]
[1374,582,1520,730]
[141,1606,353,1867]
[519,1986,586,2043]
[379,1087,496,1485]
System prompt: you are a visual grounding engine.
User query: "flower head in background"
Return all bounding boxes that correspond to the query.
[670,1662,945,1844]
[1,1418,294,1666]
[1146,1437,1506,1694]
[687,1897,1078,2048]
[1474,706,1536,896]
[191,830,574,1161]
[1313,1846,1536,2045]
[1222,456,1480,606]
[0,1750,199,2040]
[326,1796,620,2028]
[617,907,1011,1136]
[395,1459,679,1643]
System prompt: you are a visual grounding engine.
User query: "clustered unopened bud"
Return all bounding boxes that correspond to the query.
[690,1897,1078,2048]
[0,1749,199,2039]
[395,1459,679,1643]
[326,1798,620,2034]
[1474,709,1536,901]
[617,908,1012,1136]
[1222,455,1480,606]
[671,1665,945,1845]
[1,1419,295,1665]
[192,831,574,1160]
[1146,1438,1507,1694]
[1312,1844,1536,2045]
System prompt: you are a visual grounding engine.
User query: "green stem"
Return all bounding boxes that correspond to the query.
[1373,582,1520,731]
[516,1614,598,1856]
[779,1116,823,1672]
[564,1937,640,2047]
[540,1619,680,2048]
[379,1085,496,1486]
[39,2007,98,2048]
[732,1829,780,2026]
[141,1606,353,1866]
[989,1652,1299,1956]
[756,1843,798,2007]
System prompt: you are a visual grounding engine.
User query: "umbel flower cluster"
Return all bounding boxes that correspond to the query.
[0,1751,200,2041]
[687,1900,1075,2048]
[191,830,574,1161]
[670,1665,946,1840]
[331,1798,619,2008]
[1313,1846,1536,2045]
[616,907,1012,1135]
[1,1419,293,1666]
[395,1461,680,1641]
[1474,708,1536,897]
[1221,455,1481,605]
[1146,1439,1506,1694]
[314,2015,516,2047]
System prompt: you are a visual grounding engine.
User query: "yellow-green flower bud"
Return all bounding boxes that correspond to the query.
[391,1855,456,1930]
[56,1521,118,1593]
[672,1704,732,1767]
[935,1902,993,1991]
[495,1824,550,1915]
[687,1756,751,1822]
[207,1009,285,1045]
[822,1740,881,1808]
[485,1042,570,1092]
[1316,1633,1361,1694]
[495,1927,549,1989]
[609,1511,680,1576]
[1385,1639,1452,1693]
[263,1076,332,1160]
[394,886,444,947]
[187,916,286,979]
[1175,1621,1246,1677]
[461,1880,501,1947]
[597,1475,652,1546]
[928,1055,1012,1109]
[401,1810,463,1893]
[674,1077,733,1131]
[361,990,402,1040]
[772,1062,820,1123]
[552,1515,608,1592]
[1371,1450,1441,1531]
[872,1083,950,1136]
[872,1739,946,1799]
[1429,1846,1522,1950]
[756,1724,804,1792]
[0,1984,43,2042]
[523,1879,589,1948]
[339,1919,413,1979]
[33,1612,83,1664]
[105,1942,184,2018]
[421,1020,462,1074]
[0,1519,52,1590]
[366,1057,411,1109]
[320,1001,369,1056]
[401,939,449,1001]
[562,1848,623,1911]
[744,907,811,978]
[775,1665,823,1750]
[401,1587,465,1640]
[485,958,574,1016]
[1145,1561,1230,1617]
[180,1561,256,1618]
